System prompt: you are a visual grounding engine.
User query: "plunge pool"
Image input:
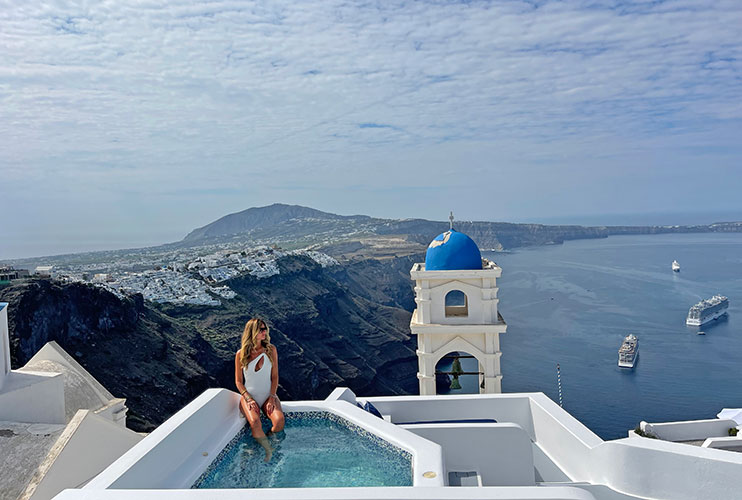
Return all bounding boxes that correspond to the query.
[192,411,413,489]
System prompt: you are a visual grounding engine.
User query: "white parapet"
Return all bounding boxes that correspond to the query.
[0,370,66,424]
[1,303,10,389]
[401,422,535,486]
[0,302,66,424]
[641,418,738,442]
[21,410,143,500]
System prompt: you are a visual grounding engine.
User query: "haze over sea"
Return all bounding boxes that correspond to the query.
[446,232,742,440]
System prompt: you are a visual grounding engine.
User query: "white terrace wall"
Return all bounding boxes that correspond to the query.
[641,418,737,441]
[592,438,742,500]
[403,423,535,486]
[86,389,243,490]
[527,394,602,482]
[702,436,742,452]
[528,392,742,499]
[0,371,66,424]
[1,303,10,388]
[55,486,599,500]
[26,342,129,427]
[24,410,142,500]
[366,394,534,437]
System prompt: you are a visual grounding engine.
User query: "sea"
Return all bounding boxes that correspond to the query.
[439,232,742,439]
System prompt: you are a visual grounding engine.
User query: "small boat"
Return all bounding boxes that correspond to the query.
[672,260,680,272]
[697,331,706,335]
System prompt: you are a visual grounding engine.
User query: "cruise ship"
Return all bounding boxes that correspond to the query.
[617,334,639,368]
[686,294,729,326]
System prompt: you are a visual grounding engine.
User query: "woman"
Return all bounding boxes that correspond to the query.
[235,318,285,461]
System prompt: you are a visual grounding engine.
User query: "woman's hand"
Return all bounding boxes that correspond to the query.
[243,394,259,413]
[265,394,281,415]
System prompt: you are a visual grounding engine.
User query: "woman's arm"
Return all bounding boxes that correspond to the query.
[270,347,279,396]
[235,351,250,399]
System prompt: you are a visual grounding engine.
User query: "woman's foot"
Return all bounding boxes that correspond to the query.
[256,436,272,462]
[267,429,286,445]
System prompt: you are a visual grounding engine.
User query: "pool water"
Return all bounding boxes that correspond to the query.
[192,411,413,488]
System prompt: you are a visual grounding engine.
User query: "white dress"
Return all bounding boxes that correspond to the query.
[243,352,272,407]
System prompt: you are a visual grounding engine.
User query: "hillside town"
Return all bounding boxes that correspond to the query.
[1,245,338,306]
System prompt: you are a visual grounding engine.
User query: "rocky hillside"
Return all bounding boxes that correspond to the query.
[184,203,374,242]
[1,254,420,432]
[1,279,220,431]
[178,204,742,254]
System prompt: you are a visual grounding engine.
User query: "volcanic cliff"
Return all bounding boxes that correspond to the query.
[1,254,420,432]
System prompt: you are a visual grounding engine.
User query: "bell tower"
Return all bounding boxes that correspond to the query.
[410,217,507,395]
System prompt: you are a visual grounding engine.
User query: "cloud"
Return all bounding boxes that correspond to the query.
[1,0,741,256]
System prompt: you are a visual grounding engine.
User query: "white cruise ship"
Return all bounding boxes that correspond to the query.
[618,334,639,368]
[686,294,729,326]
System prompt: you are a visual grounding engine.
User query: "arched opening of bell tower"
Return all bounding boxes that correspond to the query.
[444,289,468,317]
[434,350,484,394]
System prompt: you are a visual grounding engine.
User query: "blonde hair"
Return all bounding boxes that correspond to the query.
[239,318,273,368]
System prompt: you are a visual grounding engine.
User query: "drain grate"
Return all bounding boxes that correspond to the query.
[448,471,480,486]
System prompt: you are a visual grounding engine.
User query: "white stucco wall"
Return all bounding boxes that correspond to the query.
[592,437,742,500]
[0,303,10,389]
[702,436,742,451]
[428,280,490,325]
[365,394,535,437]
[56,486,598,500]
[527,394,601,482]
[641,418,737,441]
[86,389,243,490]
[0,371,66,424]
[24,410,142,500]
[526,395,742,499]
[402,423,535,486]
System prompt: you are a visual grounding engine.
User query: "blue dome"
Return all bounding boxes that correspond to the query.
[425,229,482,271]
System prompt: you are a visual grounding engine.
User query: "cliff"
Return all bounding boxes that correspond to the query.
[1,280,220,431]
[1,254,420,432]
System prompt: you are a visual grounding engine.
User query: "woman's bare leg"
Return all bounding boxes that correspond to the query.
[264,400,285,433]
[240,398,272,461]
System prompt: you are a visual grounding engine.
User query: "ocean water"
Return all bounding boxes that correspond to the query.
[444,233,742,439]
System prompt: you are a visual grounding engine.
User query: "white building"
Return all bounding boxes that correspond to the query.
[0,302,142,500]
[92,273,112,283]
[34,266,54,278]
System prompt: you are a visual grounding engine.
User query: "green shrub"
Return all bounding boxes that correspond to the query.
[729,428,738,437]
[634,425,658,439]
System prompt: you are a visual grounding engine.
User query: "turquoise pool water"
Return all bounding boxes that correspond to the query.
[192,411,413,488]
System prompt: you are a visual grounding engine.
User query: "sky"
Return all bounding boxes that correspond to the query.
[2,0,741,259]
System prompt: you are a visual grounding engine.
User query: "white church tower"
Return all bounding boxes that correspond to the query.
[410,214,507,395]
